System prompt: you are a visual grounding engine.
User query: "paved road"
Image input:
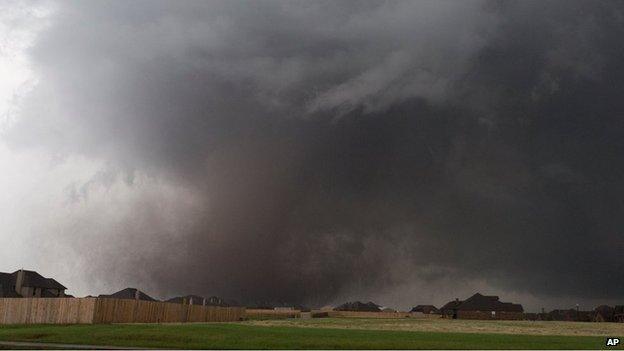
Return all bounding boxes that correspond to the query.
[0,340,149,350]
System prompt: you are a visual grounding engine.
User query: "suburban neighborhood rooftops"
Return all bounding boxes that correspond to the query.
[0,273,20,298]
[166,295,206,304]
[98,288,157,301]
[16,270,67,290]
[410,305,439,313]
[0,273,13,295]
[458,293,523,312]
[334,301,381,312]
[0,270,67,298]
[441,293,523,313]
[440,299,462,311]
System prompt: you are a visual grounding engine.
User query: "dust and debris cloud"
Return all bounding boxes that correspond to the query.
[3,0,624,310]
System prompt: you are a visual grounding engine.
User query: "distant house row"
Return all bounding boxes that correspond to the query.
[96,287,235,306]
[328,293,523,319]
[438,293,524,320]
[334,301,383,312]
[408,293,525,320]
[3,270,623,323]
[594,305,624,323]
[262,292,617,323]
[0,269,233,307]
[410,293,624,323]
[410,305,439,314]
[524,306,624,322]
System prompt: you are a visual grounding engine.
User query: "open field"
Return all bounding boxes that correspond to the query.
[0,319,621,349]
[247,316,624,337]
[245,309,301,320]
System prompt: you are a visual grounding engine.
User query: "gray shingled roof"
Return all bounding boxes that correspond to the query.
[0,270,66,297]
[166,295,206,304]
[440,299,462,312]
[410,305,439,313]
[334,301,381,312]
[459,293,523,312]
[441,293,523,313]
[98,288,157,301]
[14,270,67,290]
[0,273,19,297]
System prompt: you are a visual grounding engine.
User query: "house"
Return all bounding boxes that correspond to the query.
[523,313,539,321]
[0,273,20,298]
[440,293,523,320]
[166,295,206,305]
[98,288,156,301]
[547,309,594,322]
[334,301,381,312]
[410,305,439,314]
[614,306,624,323]
[439,298,462,317]
[594,305,615,322]
[0,269,67,298]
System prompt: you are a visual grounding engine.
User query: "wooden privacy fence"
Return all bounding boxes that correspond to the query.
[245,309,301,319]
[93,298,245,323]
[0,298,245,325]
[0,298,95,324]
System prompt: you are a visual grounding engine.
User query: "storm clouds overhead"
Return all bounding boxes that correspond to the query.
[1,0,624,311]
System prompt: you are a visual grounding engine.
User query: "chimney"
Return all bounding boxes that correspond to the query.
[134,289,140,300]
[15,270,25,295]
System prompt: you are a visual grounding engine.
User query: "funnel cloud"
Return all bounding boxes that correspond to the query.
[2,0,624,311]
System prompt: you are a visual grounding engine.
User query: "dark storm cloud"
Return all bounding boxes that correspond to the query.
[8,0,624,307]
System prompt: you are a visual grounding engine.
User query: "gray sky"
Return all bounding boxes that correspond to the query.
[1,0,623,312]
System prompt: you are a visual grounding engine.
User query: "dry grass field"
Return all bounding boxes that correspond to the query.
[243,316,624,337]
[0,322,618,349]
[245,309,301,320]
